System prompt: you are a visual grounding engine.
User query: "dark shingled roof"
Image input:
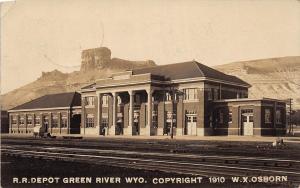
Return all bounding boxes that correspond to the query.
[132,61,250,86]
[10,92,81,110]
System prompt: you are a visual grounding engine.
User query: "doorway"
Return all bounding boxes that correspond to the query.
[241,109,254,136]
[71,114,81,134]
[186,115,197,135]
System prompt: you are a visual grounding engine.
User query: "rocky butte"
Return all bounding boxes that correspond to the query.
[1,47,156,110]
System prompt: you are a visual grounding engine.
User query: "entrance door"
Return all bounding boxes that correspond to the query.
[242,113,254,136]
[186,115,197,135]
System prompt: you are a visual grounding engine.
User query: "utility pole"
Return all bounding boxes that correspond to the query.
[290,98,293,134]
[170,88,175,139]
[287,98,293,134]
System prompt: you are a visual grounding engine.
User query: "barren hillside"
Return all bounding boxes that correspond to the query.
[215,56,300,109]
[1,52,299,110]
[1,47,156,110]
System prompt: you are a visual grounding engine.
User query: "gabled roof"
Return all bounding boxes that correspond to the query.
[132,61,250,86]
[10,92,81,111]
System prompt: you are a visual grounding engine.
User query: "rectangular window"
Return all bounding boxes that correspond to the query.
[85,96,95,106]
[241,109,254,114]
[213,89,219,100]
[19,116,25,126]
[265,109,272,123]
[101,118,108,127]
[276,110,282,124]
[208,89,213,100]
[12,116,17,124]
[183,88,198,101]
[35,116,40,125]
[43,116,49,125]
[102,95,109,107]
[152,111,158,128]
[61,115,68,128]
[86,114,95,128]
[193,116,197,122]
[27,115,33,125]
[249,116,254,123]
[52,114,58,128]
[219,112,224,124]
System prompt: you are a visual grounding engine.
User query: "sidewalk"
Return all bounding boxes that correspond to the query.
[2,133,300,143]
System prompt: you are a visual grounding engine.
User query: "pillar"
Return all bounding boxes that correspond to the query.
[109,92,117,135]
[126,90,135,136]
[98,93,102,135]
[142,89,153,136]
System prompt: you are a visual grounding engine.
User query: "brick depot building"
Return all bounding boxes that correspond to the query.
[80,61,286,136]
[8,61,286,136]
[8,92,81,135]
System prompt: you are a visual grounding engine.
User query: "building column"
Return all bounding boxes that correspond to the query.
[109,92,117,135]
[81,97,85,135]
[144,89,153,136]
[98,93,102,135]
[126,90,135,136]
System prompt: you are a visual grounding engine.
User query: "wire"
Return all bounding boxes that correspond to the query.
[42,54,81,69]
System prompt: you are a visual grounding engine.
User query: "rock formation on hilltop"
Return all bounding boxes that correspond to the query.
[1,47,156,110]
[80,47,155,71]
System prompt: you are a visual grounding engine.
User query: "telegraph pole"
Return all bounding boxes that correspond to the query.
[170,88,175,139]
[287,98,293,134]
[289,98,293,134]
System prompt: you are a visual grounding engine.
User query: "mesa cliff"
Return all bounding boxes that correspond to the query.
[1,47,156,110]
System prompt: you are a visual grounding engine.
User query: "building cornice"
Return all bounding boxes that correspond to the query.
[80,76,249,91]
[8,107,71,113]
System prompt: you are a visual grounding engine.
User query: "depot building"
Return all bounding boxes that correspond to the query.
[8,61,286,136]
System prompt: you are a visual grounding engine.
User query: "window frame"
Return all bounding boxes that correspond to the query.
[276,109,282,124]
[264,109,272,124]
[86,114,95,128]
[102,95,109,107]
[27,115,33,125]
[85,96,95,107]
[51,114,59,128]
[183,88,198,101]
[61,115,68,128]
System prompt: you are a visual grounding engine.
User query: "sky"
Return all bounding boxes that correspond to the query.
[1,0,300,94]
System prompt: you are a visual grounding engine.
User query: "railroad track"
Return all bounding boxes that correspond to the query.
[2,137,300,159]
[2,144,300,185]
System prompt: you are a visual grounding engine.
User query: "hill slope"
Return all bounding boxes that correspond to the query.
[214,56,300,109]
[1,47,156,110]
[2,54,299,110]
